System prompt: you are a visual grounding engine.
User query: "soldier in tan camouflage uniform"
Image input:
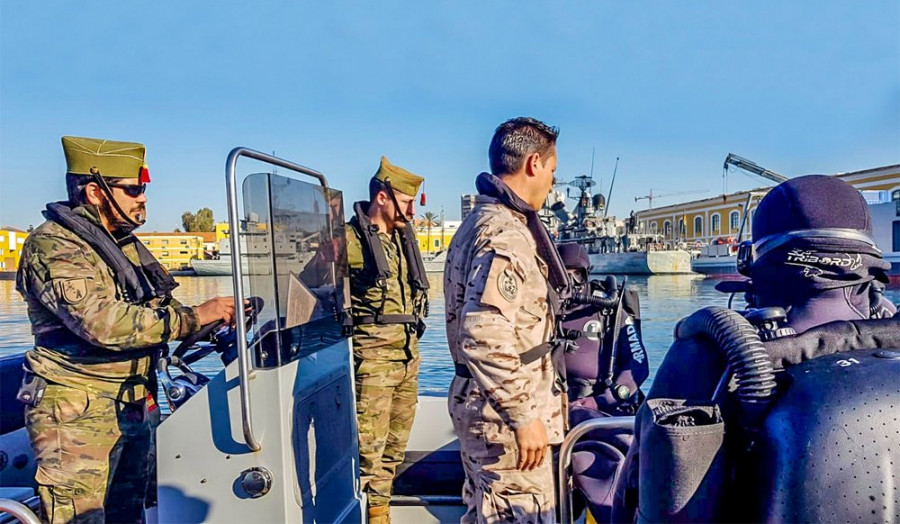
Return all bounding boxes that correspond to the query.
[445,118,568,523]
[346,157,429,523]
[16,136,237,523]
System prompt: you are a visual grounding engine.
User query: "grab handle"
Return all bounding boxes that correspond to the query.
[225,147,331,452]
[557,416,635,524]
[0,499,40,524]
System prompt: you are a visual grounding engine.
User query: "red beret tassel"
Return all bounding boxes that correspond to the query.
[139,164,151,183]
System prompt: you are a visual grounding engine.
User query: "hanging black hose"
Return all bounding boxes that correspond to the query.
[675,306,777,430]
[567,275,619,309]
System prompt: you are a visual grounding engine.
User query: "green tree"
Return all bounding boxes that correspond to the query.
[181,208,215,232]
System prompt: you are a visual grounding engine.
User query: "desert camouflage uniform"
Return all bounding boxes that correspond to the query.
[445,195,566,524]
[346,224,420,510]
[16,204,199,523]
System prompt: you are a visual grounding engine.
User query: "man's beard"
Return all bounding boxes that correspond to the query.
[99,196,144,235]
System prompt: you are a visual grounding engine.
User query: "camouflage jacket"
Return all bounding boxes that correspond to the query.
[346,220,419,361]
[16,204,199,401]
[444,196,566,444]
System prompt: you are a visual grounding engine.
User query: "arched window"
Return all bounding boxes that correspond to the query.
[678,218,687,238]
[650,221,658,234]
[711,213,721,234]
[663,220,672,238]
[694,216,703,236]
[729,211,740,232]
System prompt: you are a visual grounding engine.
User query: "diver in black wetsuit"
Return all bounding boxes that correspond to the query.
[612,175,899,522]
[557,243,648,523]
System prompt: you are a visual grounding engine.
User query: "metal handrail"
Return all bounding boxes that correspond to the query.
[0,498,41,524]
[225,147,331,452]
[557,416,635,524]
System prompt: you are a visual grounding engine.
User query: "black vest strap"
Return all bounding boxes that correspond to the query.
[43,202,177,304]
[35,329,91,349]
[350,201,392,285]
[397,222,429,292]
[519,341,555,365]
[353,314,418,326]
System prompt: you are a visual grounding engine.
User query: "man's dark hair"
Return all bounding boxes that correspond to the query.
[66,173,94,206]
[489,117,559,175]
[369,177,388,201]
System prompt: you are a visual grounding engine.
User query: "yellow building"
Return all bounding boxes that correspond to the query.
[634,164,900,247]
[416,220,461,255]
[136,232,206,271]
[215,221,231,243]
[0,227,28,271]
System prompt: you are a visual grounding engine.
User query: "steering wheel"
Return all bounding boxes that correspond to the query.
[169,296,265,365]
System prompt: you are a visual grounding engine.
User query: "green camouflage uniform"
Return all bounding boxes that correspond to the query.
[16,204,199,523]
[346,224,420,510]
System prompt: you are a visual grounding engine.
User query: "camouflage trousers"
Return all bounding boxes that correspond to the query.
[354,355,419,508]
[25,383,154,524]
[450,381,556,524]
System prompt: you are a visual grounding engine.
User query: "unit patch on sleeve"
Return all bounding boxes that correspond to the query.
[57,278,88,305]
[498,270,518,302]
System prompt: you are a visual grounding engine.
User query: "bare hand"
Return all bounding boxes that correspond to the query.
[194,296,237,326]
[514,419,549,471]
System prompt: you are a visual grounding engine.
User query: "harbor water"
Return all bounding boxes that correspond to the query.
[2,276,898,397]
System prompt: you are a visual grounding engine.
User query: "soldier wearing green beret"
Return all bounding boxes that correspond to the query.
[346,156,429,523]
[16,136,238,523]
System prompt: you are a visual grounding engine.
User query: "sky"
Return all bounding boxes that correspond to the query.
[1,1,898,232]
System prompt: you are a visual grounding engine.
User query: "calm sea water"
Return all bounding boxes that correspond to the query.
[1,275,898,396]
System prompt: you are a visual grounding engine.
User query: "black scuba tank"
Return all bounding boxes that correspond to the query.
[741,346,900,522]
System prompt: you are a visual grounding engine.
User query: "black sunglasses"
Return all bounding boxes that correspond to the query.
[107,182,147,198]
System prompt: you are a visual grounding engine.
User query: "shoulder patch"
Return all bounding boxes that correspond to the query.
[56,278,88,305]
[479,252,525,321]
[498,270,518,301]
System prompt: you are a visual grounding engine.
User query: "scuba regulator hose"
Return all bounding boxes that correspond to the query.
[568,275,620,309]
[675,306,777,431]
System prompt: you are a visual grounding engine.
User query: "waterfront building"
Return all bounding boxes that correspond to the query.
[0,227,27,271]
[135,232,206,271]
[416,220,461,255]
[196,232,217,257]
[460,195,477,220]
[215,221,231,244]
[634,164,900,249]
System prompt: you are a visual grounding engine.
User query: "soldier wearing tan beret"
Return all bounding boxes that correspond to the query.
[345,157,429,523]
[16,136,237,522]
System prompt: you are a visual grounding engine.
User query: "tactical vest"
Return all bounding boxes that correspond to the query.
[44,202,178,305]
[346,202,429,353]
[35,202,179,349]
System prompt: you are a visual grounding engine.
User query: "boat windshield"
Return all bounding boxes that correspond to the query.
[239,172,348,369]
